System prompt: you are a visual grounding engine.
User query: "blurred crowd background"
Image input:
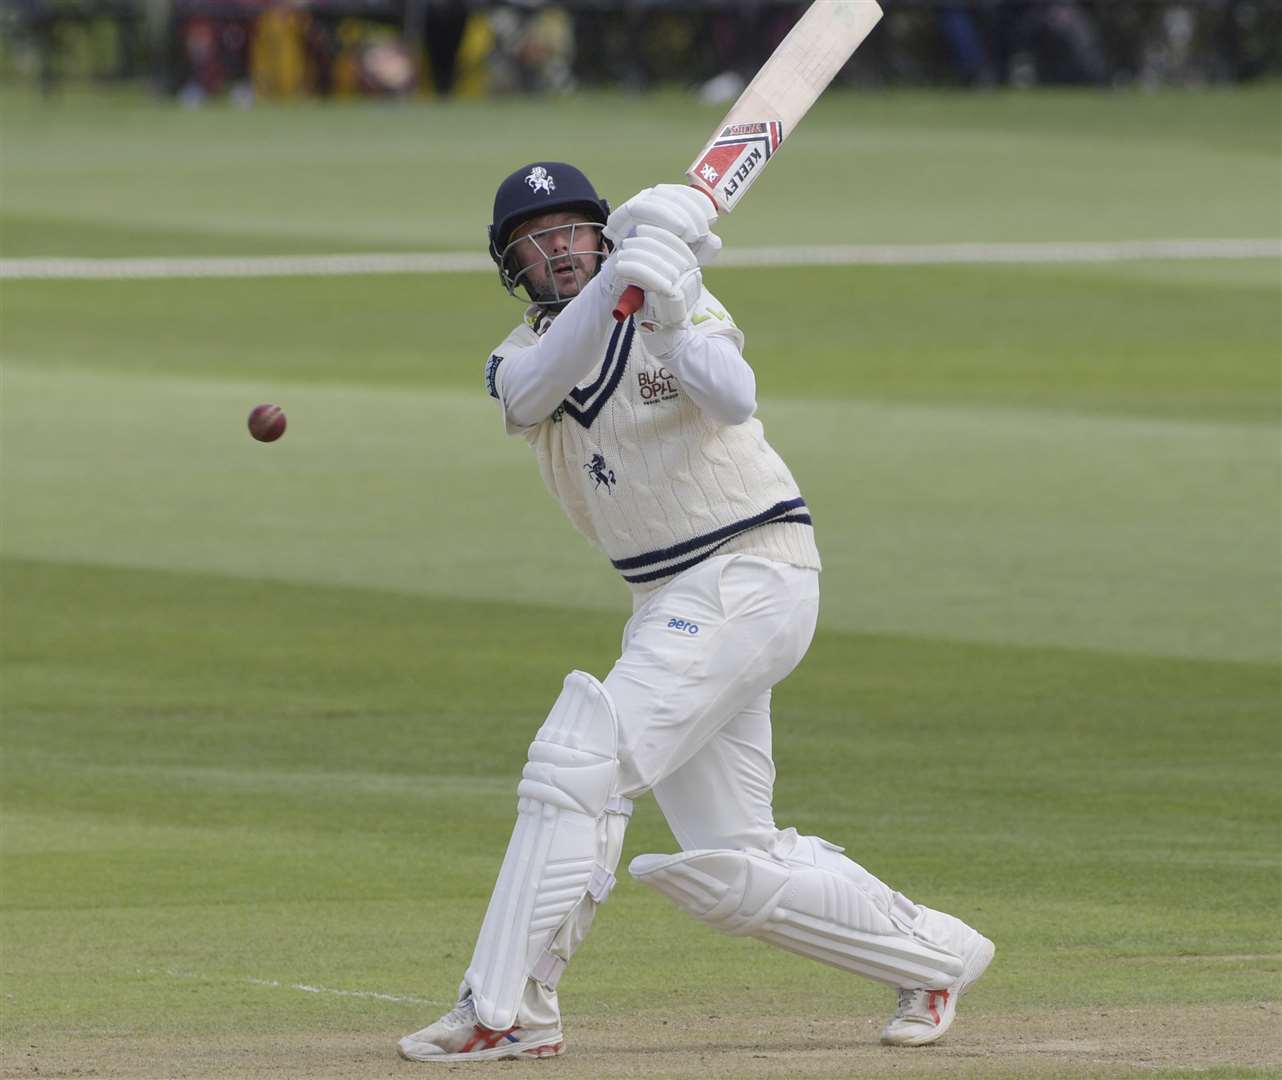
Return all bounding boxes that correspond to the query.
[2,0,1280,103]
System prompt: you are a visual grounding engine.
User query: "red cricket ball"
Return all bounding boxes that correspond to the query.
[248,403,287,442]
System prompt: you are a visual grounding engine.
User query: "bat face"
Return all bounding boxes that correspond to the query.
[685,1,883,214]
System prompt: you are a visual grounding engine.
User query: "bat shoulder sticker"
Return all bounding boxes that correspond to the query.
[691,122,785,212]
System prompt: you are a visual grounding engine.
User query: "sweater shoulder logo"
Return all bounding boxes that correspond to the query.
[584,452,617,492]
[484,354,503,399]
[637,365,678,405]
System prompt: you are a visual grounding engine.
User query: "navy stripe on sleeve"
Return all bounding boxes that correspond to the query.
[562,318,635,429]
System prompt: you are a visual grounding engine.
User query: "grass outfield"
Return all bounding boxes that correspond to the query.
[2,87,1281,1078]
[1,84,1279,256]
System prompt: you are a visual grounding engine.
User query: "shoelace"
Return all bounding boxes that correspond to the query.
[894,987,923,1017]
[443,999,478,1027]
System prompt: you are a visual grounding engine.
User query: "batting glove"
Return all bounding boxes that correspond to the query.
[605,184,722,265]
[616,226,702,358]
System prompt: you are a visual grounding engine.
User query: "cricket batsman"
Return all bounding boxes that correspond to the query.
[398,162,994,1063]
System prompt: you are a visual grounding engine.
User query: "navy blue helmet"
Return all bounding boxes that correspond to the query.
[489,162,609,261]
[488,162,611,308]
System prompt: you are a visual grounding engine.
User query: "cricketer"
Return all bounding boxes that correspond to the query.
[398,162,994,1063]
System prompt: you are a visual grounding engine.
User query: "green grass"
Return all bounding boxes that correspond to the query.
[1,86,1279,1076]
[3,559,1278,1040]
[1,85,1278,257]
[3,260,1278,422]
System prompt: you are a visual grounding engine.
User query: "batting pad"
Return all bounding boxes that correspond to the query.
[466,671,628,1030]
[629,849,966,989]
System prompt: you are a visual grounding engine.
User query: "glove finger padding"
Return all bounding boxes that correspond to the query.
[611,194,702,243]
[606,185,722,265]
[616,228,700,313]
[652,184,717,230]
[617,226,698,282]
[602,187,648,245]
[616,226,702,356]
[694,232,723,264]
[652,185,721,264]
[618,236,695,287]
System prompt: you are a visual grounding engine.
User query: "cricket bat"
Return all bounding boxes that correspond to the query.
[613,0,883,322]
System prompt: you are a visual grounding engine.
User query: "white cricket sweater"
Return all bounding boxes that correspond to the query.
[485,264,820,594]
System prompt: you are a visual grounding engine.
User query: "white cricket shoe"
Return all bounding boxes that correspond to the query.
[398,994,565,1062]
[879,933,995,1047]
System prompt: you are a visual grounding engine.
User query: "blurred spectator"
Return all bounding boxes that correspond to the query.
[488,2,574,94]
[937,4,989,85]
[421,0,467,95]
[1,0,146,92]
[178,11,252,103]
[247,3,303,101]
[996,2,1108,86]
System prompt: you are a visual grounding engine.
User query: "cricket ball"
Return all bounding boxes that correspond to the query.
[248,403,287,442]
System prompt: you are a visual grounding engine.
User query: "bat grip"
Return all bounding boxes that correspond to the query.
[612,284,643,323]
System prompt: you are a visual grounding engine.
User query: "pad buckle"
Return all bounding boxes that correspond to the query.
[530,951,567,989]
[605,795,634,817]
[587,864,616,903]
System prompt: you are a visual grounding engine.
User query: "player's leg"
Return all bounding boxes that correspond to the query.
[643,694,994,1047]
[515,555,818,1035]
[650,687,781,854]
[605,554,820,797]
[399,670,631,1062]
[494,554,815,1040]
[400,554,819,1062]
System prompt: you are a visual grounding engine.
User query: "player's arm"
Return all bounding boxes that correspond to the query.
[615,227,756,426]
[490,260,620,428]
[663,307,756,426]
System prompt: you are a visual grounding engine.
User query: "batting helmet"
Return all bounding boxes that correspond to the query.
[488,161,610,268]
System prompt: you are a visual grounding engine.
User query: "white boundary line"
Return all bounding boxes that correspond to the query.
[153,967,445,1007]
[2,238,1277,281]
[245,977,445,1007]
[724,238,1282,267]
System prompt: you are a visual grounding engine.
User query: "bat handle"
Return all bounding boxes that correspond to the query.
[612,284,643,322]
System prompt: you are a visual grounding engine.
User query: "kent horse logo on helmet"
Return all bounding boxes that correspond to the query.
[525,167,556,195]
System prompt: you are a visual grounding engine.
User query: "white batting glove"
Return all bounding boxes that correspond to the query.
[605,184,722,265]
[616,225,702,358]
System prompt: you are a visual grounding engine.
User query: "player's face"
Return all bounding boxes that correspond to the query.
[507,211,605,305]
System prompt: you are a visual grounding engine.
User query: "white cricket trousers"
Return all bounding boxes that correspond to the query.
[608,553,819,847]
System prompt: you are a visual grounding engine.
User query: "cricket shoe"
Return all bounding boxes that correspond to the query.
[879,933,995,1047]
[398,994,565,1062]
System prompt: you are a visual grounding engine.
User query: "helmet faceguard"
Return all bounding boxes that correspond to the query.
[496,220,609,311]
[488,162,612,311]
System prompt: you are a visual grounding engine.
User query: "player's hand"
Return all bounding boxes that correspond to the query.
[605,185,722,265]
[616,226,702,357]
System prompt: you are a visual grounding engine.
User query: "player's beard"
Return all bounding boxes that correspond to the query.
[504,224,608,311]
[524,253,600,309]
